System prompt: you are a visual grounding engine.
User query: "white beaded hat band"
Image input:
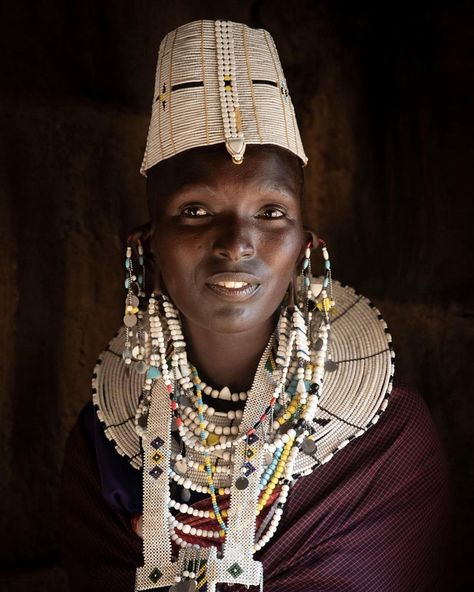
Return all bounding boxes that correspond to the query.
[140,19,308,176]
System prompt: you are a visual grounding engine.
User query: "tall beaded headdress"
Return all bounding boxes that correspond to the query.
[140,19,308,173]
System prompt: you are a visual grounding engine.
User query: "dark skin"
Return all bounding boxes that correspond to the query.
[144,144,315,393]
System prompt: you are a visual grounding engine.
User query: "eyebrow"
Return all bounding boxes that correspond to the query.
[166,179,298,203]
[167,183,217,201]
[256,180,297,200]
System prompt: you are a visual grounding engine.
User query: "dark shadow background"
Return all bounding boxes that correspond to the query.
[0,0,472,589]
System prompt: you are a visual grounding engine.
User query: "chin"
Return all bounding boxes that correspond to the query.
[191,304,268,335]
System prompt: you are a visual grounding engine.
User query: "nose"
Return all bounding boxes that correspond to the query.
[212,216,255,261]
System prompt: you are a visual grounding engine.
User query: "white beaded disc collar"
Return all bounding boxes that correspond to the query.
[92,279,395,478]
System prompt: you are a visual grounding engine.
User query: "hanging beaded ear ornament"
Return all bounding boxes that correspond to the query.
[131,239,335,591]
[122,236,148,374]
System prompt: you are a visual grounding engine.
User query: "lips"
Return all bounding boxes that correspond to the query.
[205,272,261,300]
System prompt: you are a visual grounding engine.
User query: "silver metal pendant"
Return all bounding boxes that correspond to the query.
[181,487,192,502]
[123,314,137,327]
[301,438,317,455]
[325,359,338,372]
[174,460,188,476]
[179,395,193,407]
[235,476,249,490]
[136,361,148,374]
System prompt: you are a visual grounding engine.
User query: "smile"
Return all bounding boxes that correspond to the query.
[206,282,260,298]
[205,272,261,300]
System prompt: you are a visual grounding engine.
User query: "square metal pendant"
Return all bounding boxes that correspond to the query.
[149,466,163,480]
[152,450,164,463]
[149,567,162,582]
[150,436,165,449]
[245,447,256,461]
[227,562,244,578]
[247,433,259,445]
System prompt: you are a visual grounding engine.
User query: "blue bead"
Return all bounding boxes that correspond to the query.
[124,278,130,289]
[139,255,144,265]
[138,274,143,285]
[125,259,130,269]
[304,277,311,287]
[147,367,160,379]
[325,260,331,270]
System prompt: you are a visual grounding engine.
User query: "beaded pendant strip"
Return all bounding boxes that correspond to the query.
[131,242,337,590]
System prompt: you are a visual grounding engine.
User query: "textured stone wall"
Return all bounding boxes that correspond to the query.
[0,1,472,589]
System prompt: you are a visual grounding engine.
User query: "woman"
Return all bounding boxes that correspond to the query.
[60,19,452,591]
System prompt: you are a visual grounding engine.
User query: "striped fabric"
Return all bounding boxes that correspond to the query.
[60,384,453,591]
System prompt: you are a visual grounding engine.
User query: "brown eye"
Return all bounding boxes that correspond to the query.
[181,205,209,217]
[257,207,286,219]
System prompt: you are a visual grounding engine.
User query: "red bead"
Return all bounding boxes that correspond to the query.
[176,417,183,427]
[170,401,178,410]
[167,384,173,394]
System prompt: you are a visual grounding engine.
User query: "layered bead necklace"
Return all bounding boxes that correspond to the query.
[131,242,334,591]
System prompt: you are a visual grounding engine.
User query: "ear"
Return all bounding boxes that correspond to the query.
[296,226,319,266]
[127,221,163,295]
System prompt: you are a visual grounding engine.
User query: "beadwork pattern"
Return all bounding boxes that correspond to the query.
[140,19,308,174]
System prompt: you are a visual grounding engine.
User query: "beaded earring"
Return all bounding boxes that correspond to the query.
[122,236,147,373]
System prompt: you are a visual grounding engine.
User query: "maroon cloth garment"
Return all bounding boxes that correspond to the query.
[59,384,454,591]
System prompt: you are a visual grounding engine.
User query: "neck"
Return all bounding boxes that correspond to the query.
[181,314,277,392]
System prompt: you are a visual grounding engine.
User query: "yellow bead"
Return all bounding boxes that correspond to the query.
[219,530,225,538]
[207,434,219,446]
[218,488,225,495]
[209,511,215,519]
[198,464,204,471]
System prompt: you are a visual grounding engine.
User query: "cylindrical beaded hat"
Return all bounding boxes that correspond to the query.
[140,19,308,175]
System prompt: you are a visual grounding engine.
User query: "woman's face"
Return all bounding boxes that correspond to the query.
[148,145,307,335]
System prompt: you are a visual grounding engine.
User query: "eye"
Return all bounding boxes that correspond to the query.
[256,206,286,219]
[180,205,209,217]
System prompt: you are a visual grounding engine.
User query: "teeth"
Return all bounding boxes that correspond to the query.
[216,281,249,288]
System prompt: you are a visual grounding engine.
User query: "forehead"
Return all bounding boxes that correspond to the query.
[146,144,303,207]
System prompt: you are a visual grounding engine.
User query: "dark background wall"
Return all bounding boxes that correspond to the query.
[0,1,472,589]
